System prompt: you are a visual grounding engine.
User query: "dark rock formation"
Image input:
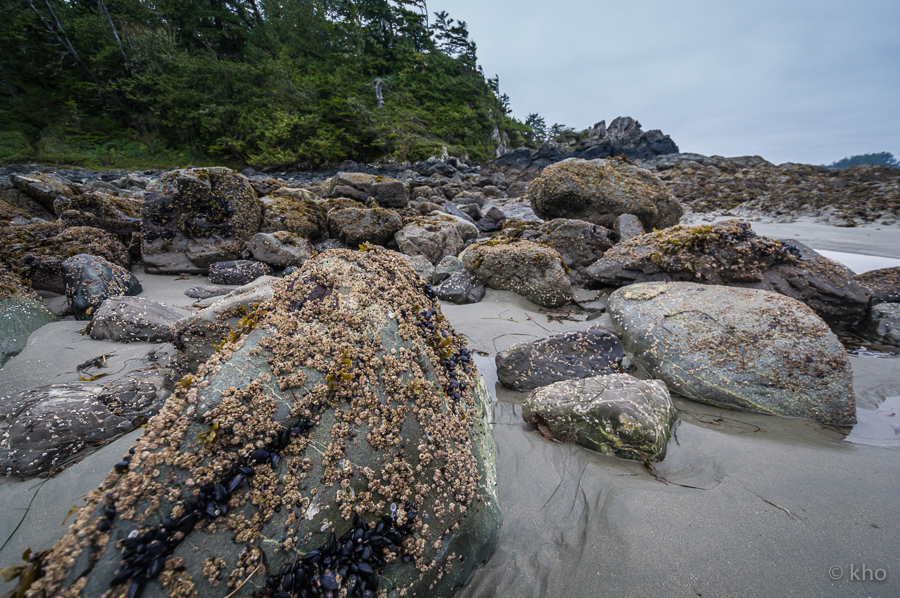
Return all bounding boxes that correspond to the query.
[61,254,142,320]
[142,168,264,274]
[208,260,273,286]
[495,328,624,391]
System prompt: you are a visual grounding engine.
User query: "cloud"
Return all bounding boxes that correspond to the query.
[428,0,900,164]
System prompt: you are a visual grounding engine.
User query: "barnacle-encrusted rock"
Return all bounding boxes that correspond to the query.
[395,215,465,265]
[460,239,573,307]
[173,276,280,373]
[586,219,871,323]
[496,328,625,391]
[327,206,403,247]
[608,281,856,425]
[61,254,142,321]
[327,172,409,208]
[0,223,130,293]
[88,296,184,343]
[523,374,676,461]
[527,158,684,230]
[651,156,900,224]
[0,262,57,368]
[0,383,133,477]
[208,260,273,285]
[259,192,329,241]
[248,231,316,268]
[854,267,900,303]
[55,191,142,247]
[9,172,76,211]
[23,250,499,598]
[141,168,264,274]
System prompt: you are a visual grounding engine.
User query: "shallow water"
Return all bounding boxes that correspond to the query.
[812,248,900,274]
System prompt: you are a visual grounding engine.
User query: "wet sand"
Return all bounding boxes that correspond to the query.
[2,220,899,597]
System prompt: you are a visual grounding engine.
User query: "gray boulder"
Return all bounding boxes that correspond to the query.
[94,370,174,427]
[523,374,676,461]
[614,213,645,242]
[209,260,273,285]
[527,158,684,230]
[435,270,486,304]
[522,218,615,276]
[247,231,316,268]
[608,281,856,425]
[854,267,900,303]
[460,239,573,307]
[10,172,75,211]
[326,206,403,247]
[433,255,466,284]
[475,206,507,233]
[142,168,264,274]
[496,328,624,391]
[0,223,130,294]
[395,215,465,265]
[88,296,185,343]
[0,265,57,368]
[400,253,435,282]
[858,303,900,346]
[259,193,328,241]
[326,172,409,208]
[586,220,871,323]
[61,254,142,321]
[24,250,499,598]
[0,384,133,477]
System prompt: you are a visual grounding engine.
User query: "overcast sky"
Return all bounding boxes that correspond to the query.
[427,0,900,165]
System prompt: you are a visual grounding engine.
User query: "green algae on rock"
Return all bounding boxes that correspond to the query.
[523,374,676,461]
[608,281,856,426]
[22,250,499,598]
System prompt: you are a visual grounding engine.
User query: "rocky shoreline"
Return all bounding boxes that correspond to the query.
[1,152,899,598]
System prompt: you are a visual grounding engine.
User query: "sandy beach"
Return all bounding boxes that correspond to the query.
[1,219,899,597]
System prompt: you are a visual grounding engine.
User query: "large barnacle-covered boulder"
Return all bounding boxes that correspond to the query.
[526,157,683,230]
[142,168,264,274]
[23,250,500,598]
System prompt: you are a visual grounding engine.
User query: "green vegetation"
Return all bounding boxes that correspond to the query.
[824,152,899,170]
[0,0,539,169]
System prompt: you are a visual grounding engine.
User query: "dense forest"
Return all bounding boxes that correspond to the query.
[0,0,541,168]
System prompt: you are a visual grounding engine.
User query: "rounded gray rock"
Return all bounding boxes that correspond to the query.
[608,281,856,425]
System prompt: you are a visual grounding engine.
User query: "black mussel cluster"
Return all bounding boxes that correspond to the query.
[414,309,472,402]
[259,504,418,598]
[114,447,136,474]
[422,284,437,300]
[106,416,315,598]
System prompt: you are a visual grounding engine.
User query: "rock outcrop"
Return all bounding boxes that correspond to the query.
[527,158,684,230]
[0,263,57,367]
[586,220,871,323]
[61,254,142,320]
[142,168,264,274]
[22,250,500,598]
[608,282,856,425]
